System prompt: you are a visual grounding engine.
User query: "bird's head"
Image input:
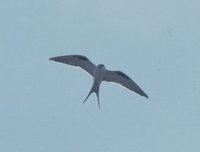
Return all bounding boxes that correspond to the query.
[98,64,105,69]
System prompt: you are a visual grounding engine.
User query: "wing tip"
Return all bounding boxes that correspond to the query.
[49,57,57,61]
[144,94,149,99]
[142,92,149,99]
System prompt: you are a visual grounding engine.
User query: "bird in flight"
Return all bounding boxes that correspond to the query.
[50,55,148,108]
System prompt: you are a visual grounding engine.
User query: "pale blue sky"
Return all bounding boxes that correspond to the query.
[0,0,200,151]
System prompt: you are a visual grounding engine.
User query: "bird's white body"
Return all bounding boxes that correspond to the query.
[83,64,106,107]
[50,55,148,108]
[93,64,106,83]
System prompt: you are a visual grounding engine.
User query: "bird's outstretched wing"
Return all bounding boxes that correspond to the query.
[49,55,96,76]
[103,70,148,98]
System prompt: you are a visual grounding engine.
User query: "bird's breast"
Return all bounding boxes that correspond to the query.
[93,66,106,83]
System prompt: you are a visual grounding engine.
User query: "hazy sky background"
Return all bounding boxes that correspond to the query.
[1,0,200,151]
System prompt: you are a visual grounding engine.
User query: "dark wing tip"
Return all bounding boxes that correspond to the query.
[139,89,149,99]
[135,85,149,99]
[49,56,61,62]
[143,93,149,99]
[49,57,54,61]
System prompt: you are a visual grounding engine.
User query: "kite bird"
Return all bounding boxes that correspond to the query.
[50,55,148,108]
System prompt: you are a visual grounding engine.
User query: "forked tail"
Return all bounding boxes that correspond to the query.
[83,84,100,109]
